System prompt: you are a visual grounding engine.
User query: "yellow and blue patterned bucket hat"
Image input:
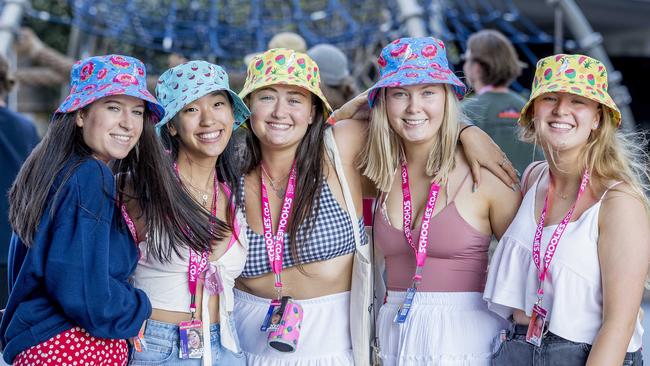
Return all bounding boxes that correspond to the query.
[521,54,621,127]
[239,48,332,117]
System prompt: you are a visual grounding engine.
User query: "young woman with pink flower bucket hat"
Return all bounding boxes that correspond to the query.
[124,60,251,365]
[484,54,650,365]
[0,55,218,366]
[351,37,520,365]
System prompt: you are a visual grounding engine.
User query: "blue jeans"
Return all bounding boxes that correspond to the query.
[491,324,643,366]
[129,319,245,365]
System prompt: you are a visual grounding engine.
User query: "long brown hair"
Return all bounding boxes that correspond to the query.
[9,109,224,262]
[238,95,327,264]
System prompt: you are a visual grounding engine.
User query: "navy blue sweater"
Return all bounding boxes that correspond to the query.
[0,157,151,363]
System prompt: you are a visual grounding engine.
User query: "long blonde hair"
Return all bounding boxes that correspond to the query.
[520,104,650,213]
[360,85,461,192]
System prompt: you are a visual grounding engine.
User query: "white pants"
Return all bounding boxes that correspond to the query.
[377,291,508,366]
[233,289,354,366]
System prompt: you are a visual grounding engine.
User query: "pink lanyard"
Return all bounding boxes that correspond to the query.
[532,170,590,300]
[260,161,297,297]
[401,161,441,284]
[174,162,218,314]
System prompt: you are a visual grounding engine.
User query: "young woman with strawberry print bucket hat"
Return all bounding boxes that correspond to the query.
[356,37,521,365]
[126,60,251,366]
[0,55,218,366]
[484,54,650,365]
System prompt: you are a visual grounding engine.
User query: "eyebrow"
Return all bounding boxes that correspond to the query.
[103,99,145,108]
[257,87,308,97]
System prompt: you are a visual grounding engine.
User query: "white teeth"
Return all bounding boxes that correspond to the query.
[198,131,221,139]
[112,135,131,142]
[550,122,573,130]
[403,119,426,126]
[268,122,290,130]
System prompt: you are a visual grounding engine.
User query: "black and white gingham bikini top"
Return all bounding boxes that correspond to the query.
[239,177,367,278]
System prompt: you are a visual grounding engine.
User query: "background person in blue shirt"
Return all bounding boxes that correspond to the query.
[0,55,219,366]
[0,54,40,310]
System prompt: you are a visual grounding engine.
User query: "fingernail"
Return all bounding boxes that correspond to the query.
[472,183,477,193]
[515,169,521,178]
[511,183,518,192]
[326,116,336,125]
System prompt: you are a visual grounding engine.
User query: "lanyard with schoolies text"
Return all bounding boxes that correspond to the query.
[260,161,297,299]
[532,170,590,303]
[401,161,441,286]
[174,162,218,316]
[395,161,441,323]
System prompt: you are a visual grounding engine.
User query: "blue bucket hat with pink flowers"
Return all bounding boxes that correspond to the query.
[368,37,467,107]
[155,60,250,132]
[56,55,164,121]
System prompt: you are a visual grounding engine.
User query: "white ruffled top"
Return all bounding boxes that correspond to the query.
[133,208,249,362]
[483,164,643,352]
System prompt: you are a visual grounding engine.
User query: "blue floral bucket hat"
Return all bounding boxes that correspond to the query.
[56,54,164,121]
[368,37,467,107]
[155,61,250,132]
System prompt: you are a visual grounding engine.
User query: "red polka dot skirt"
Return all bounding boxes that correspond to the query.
[13,327,128,366]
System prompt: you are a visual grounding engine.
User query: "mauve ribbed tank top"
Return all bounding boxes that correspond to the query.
[373,174,491,292]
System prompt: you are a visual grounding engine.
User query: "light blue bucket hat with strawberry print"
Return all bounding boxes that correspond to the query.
[367,37,467,107]
[155,61,250,132]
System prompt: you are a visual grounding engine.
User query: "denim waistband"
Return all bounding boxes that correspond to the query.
[512,323,642,362]
[144,319,221,342]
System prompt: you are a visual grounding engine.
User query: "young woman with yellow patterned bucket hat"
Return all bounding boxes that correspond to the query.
[484,54,650,365]
[231,48,367,365]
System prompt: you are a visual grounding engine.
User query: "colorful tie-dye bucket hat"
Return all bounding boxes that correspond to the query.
[367,37,467,107]
[239,48,332,117]
[155,61,250,132]
[56,55,164,121]
[520,54,621,126]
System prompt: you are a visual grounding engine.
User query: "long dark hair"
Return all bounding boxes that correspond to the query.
[9,108,222,262]
[239,95,327,264]
[158,112,240,238]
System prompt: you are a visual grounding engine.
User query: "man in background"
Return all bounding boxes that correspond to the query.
[0,54,40,309]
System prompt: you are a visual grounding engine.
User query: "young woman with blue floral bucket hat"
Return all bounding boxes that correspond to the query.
[354,37,521,365]
[484,54,650,365]
[124,60,251,366]
[0,55,218,366]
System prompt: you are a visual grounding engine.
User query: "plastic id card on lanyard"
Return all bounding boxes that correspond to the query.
[395,161,441,324]
[177,165,218,359]
[259,162,298,332]
[526,170,589,347]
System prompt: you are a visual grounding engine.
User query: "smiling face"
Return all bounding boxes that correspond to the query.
[532,92,601,154]
[75,94,145,163]
[249,84,315,150]
[169,91,234,163]
[385,83,446,146]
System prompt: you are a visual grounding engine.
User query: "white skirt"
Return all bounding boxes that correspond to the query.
[232,289,354,366]
[377,291,508,366]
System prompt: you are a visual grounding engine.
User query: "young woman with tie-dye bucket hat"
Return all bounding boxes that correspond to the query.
[357,37,521,365]
[484,54,650,365]
[0,55,219,366]
[126,60,250,366]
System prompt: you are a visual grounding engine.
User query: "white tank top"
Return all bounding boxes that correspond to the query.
[483,164,643,352]
[132,208,249,357]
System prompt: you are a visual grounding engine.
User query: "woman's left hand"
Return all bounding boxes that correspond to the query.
[460,125,519,190]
